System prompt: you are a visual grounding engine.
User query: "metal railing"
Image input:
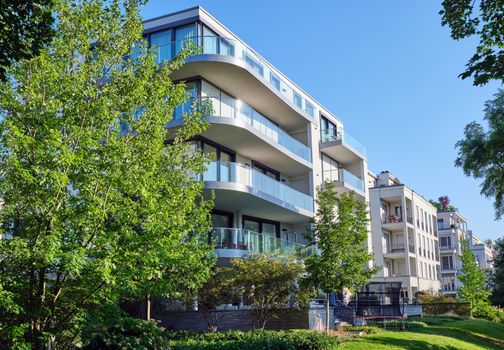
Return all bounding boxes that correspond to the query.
[153,36,317,119]
[439,245,455,251]
[384,243,415,254]
[212,228,314,257]
[196,161,314,212]
[320,128,367,157]
[174,96,311,162]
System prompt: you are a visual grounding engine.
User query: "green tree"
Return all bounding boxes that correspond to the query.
[455,90,504,219]
[0,0,55,81]
[491,237,504,306]
[303,183,379,333]
[0,0,214,348]
[232,254,308,330]
[193,267,241,332]
[458,239,491,318]
[440,0,504,86]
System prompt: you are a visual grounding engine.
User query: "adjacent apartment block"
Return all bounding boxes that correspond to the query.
[369,171,441,300]
[143,6,369,263]
[437,211,468,296]
[468,230,494,271]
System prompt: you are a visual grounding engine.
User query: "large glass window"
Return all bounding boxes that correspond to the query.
[320,116,337,141]
[212,211,233,228]
[243,217,279,237]
[151,29,172,63]
[203,26,217,54]
[175,24,197,55]
[321,154,339,182]
[174,81,198,119]
[442,256,453,270]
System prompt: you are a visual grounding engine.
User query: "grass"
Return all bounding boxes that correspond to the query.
[339,317,504,349]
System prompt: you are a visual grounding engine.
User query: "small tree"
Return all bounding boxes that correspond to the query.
[194,267,240,332]
[304,183,379,333]
[232,254,307,329]
[459,239,491,318]
[0,1,214,348]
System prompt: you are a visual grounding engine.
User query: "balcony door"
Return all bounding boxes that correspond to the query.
[242,216,280,253]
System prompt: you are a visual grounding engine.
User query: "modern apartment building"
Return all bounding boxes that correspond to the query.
[369,171,441,300]
[143,6,369,263]
[468,230,494,271]
[437,211,468,296]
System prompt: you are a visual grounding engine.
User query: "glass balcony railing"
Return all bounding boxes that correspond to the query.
[320,128,367,157]
[212,227,314,257]
[153,36,317,119]
[341,169,365,193]
[196,161,314,212]
[174,96,311,162]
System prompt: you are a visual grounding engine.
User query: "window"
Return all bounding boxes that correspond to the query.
[320,116,337,142]
[305,102,315,117]
[252,161,280,181]
[212,210,233,228]
[203,26,218,54]
[175,24,197,55]
[270,73,280,90]
[244,53,264,76]
[150,29,172,63]
[416,206,420,227]
[321,154,339,182]
[243,218,278,236]
[293,92,302,109]
[442,256,453,270]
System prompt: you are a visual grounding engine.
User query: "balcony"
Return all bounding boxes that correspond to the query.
[196,161,314,219]
[319,128,367,164]
[384,243,415,254]
[162,36,316,129]
[173,96,311,165]
[332,169,365,198]
[439,245,456,252]
[212,228,314,259]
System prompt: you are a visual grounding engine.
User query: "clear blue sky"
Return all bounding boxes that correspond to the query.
[141,1,503,241]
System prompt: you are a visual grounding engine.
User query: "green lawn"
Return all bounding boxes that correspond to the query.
[340,317,504,350]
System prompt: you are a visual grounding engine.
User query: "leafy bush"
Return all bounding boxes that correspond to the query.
[167,330,339,350]
[84,317,170,350]
[341,326,381,334]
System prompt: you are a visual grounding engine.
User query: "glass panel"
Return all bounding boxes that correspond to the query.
[203,27,217,54]
[175,24,196,55]
[151,29,172,63]
[202,144,217,181]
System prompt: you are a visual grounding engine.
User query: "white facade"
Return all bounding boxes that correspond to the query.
[369,171,441,300]
[437,211,468,296]
[144,7,369,262]
[468,230,494,271]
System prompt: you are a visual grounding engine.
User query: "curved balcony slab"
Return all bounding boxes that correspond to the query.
[196,161,314,223]
[169,117,311,176]
[171,55,312,131]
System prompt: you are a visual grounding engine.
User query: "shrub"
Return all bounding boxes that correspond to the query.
[167,330,339,350]
[341,326,381,334]
[84,317,170,350]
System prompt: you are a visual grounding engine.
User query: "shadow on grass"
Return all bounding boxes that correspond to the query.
[416,324,504,350]
[356,335,462,350]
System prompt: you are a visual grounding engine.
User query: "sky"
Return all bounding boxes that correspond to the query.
[140,1,504,241]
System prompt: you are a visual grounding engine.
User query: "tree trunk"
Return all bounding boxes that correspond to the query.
[145,295,151,321]
[325,292,330,334]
